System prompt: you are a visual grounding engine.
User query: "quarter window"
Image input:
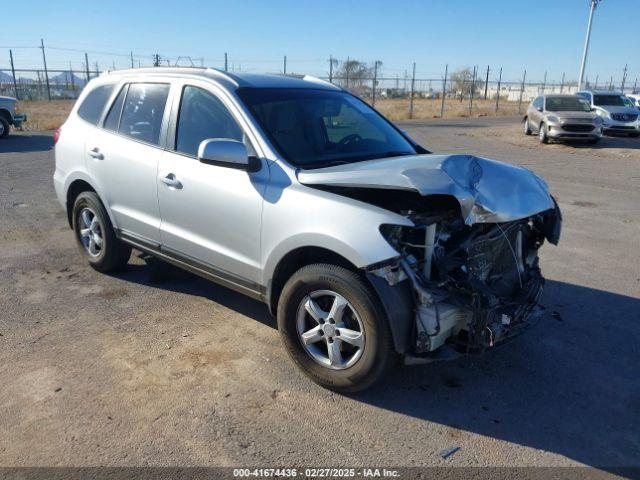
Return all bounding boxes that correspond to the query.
[118,83,170,146]
[103,85,127,131]
[77,84,115,125]
[175,86,243,157]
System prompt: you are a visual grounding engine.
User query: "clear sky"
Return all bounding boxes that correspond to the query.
[4,0,639,85]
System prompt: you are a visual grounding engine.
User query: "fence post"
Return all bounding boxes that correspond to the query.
[484,65,489,99]
[85,52,90,83]
[409,62,416,119]
[518,69,527,114]
[560,72,565,93]
[283,55,287,75]
[633,78,638,94]
[440,64,448,118]
[9,49,19,100]
[468,65,477,115]
[372,60,379,106]
[69,62,75,91]
[329,56,334,83]
[495,67,503,114]
[346,57,350,88]
[621,64,628,92]
[541,71,547,94]
[224,52,228,71]
[40,39,51,101]
[130,51,134,68]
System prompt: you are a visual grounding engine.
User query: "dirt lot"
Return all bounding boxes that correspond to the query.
[0,118,638,474]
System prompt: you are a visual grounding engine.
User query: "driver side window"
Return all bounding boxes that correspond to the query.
[175,86,245,157]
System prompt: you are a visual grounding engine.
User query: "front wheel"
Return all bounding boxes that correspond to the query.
[277,264,395,392]
[0,117,9,138]
[539,123,549,144]
[523,118,532,135]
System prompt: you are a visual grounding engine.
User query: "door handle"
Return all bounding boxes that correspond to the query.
[161,174,182,189]
[88,148,104,160]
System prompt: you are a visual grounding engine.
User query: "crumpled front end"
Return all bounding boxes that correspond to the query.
[298,152,562,360]
[372,200,561,359]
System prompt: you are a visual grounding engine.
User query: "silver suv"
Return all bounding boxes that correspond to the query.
[54,68,561,391]
[576,90,640,137]
[523,94,602,144]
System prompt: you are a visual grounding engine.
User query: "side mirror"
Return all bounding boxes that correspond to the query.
[197,139,258,171]
[536,107,543,112]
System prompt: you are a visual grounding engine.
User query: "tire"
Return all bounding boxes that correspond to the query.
[72,191,131,272]
[538,123,549,144]
[523,117,532,135]
[277,263,395,392]
[0,117,9,138]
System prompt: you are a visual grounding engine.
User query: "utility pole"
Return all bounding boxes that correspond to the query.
[130,51,134,68]
[621,64,628,92]
[372,60,381,106]
[9,49,19,100]
[224,52,228,71]
[440,64,448,118]
[283,55,287,75]
[484,65,490,99]
[152,53,161,67]
[409,62,416,119]
[578,0,601,90]
[40,38,51,101]
[594,74,599,89]
[494,67,502,113]
[560,72,565,93]
[85,52,90,83]
[518,69,526,114]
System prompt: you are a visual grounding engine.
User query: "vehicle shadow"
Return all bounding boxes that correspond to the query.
[0,133,54,153]
[112,254,276,330]
[111,258,638,470]
[565,135,640,150]
[351,279,640,471]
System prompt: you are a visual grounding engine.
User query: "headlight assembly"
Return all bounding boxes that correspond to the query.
[547,115,559,123]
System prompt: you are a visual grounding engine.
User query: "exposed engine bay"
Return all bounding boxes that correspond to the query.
[372,199,561,357]
[297,153,562,359]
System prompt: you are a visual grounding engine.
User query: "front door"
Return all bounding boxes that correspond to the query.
[157,83,268,290]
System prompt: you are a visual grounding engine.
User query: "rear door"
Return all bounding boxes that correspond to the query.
[86,81,172,245]
[157,80,268,290]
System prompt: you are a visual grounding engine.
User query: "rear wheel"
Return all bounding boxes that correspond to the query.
[523,117,532,135]
[0,117,9,138]
[72,191,131,272]
[277,264,394,392]
[538,123,549,144]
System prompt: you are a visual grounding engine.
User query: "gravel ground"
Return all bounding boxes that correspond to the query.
[0,119,638,474]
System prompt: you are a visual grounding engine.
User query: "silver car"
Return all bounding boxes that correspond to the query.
[576,90,640,137]
[54,68,561,391]
[523,94,602,144]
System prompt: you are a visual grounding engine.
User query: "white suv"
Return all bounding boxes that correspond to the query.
[54,68,561,391]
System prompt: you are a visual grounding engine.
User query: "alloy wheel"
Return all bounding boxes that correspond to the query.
[78,207,104,257]
[296,290,365,370]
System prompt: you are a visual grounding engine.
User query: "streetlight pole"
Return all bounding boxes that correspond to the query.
[578,0,601,90]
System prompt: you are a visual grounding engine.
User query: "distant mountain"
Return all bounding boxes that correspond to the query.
[50,71,86,87]
[0,70,14,82]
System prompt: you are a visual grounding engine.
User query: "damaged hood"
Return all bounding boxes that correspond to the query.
[297,154,555,225]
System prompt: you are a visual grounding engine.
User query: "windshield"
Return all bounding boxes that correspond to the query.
[594,95,626,107]
[545,97,591,112]
[237,88,417,168]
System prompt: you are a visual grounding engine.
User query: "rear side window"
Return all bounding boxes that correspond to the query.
[119,83,170,146]
[77,84,115,125]
[175,86,243,157]
[103,85,127,131]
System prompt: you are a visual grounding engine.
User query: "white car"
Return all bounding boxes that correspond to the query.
[576,90,640,137]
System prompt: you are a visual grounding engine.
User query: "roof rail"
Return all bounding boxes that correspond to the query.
[204,67,240,87]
